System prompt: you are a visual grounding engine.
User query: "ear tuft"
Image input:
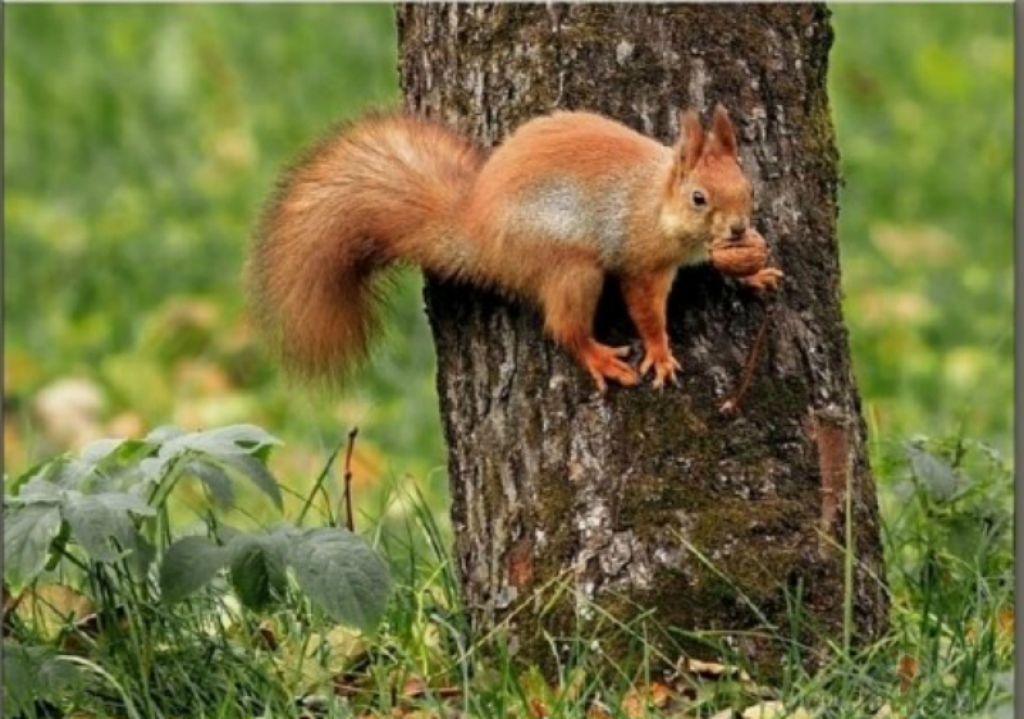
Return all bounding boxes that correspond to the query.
[675,109,705,175]
[708,103,739,158]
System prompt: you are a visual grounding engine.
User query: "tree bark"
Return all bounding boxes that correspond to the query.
[397,3,887,674]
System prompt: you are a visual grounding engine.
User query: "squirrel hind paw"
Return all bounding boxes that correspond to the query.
[581,343,639,393]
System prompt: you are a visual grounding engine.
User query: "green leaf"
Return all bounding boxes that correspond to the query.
[6,477,65,505]
[907,444,961,501]
[163,424,281,459]
[3,643,87,718]
[288,527,391,631]
[4,504,64,588]
[139,455,174,485]
[89,491,156,516]
[227,535,288,611]
[60,493,151,563]
[146,425,185,443]
[77,438,155,493]
[159,536,232,604]
[78,437,126,464]
[218,454,283,510]
[8,455,92,496]
[184,457,235,508]
[139,424,283,508]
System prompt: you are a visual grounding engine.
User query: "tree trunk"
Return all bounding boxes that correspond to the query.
[397,3,887,674]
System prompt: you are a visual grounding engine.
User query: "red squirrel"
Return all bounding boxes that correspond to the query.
[248,105,772,392]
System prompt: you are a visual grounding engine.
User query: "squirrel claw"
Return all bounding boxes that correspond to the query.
[739,267,784,293]
[582,343,639,393]
[640,350,681,389]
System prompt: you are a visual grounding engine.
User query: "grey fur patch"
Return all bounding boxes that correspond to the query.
[511,177,631,266]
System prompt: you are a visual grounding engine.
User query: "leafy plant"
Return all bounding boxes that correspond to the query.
[3,644,89,719]
[885,435,1013,601]
[2,423,392,718]
[159,524,390,630]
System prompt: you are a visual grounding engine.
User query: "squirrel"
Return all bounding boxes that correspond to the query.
[248,104,776,392]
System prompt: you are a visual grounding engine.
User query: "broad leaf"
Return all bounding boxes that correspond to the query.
[4,504,64,588]
[142,425,283,508]
[228,535,288,611]
[184,458,235,508]
[85,491,156,516]
[288,527,391,631]
[139,455,174,485]
[146,425,186,443]
[163,424,281,459]
[907,445,960,501]
[3,643,86,718]
[159,536,232,604]
[78,438,126,464]
[60,493,151,564]
[7,477,64,505]
[218,454,283,509]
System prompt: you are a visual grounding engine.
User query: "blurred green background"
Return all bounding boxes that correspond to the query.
[4,5,1013,525]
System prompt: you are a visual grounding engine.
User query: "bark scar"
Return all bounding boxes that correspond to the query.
[508,537,534,588]
[811,407,852,559]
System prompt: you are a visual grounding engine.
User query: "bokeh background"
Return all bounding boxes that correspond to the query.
[4,5,1013,530]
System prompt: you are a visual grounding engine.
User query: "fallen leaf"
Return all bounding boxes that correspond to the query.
[679,657,752,683]
[622,682,673,718]
[14,584,95,639]
[897,655,918,693]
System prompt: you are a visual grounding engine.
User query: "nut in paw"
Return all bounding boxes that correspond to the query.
[709,228,770,278]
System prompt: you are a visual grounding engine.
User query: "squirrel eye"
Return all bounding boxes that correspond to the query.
[691,190,707,208]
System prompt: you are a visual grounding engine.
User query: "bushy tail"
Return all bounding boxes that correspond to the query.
[247,112,484,382]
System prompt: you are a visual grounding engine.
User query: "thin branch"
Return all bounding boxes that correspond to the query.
[340,428,359,532]
[719,300,774,415]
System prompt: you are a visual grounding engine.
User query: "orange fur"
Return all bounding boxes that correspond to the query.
[248,105,753,389]
[248,113,483,380]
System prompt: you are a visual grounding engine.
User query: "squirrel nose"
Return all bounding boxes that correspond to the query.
[729,222,748,241]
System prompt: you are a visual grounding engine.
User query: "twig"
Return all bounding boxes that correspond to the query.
[340,428,359,532]
[719,301,774,415]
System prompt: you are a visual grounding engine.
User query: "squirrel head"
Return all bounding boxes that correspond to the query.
[660,104,753,248]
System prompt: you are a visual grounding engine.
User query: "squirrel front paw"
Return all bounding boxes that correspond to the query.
[738,267,784,293]
[639,347,681,389]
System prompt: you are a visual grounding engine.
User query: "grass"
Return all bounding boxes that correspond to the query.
[2,4,1015,719]
[4,429,1014,719]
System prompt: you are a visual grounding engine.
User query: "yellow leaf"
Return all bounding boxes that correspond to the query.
[622,682,673,718]
[14,584,94,640]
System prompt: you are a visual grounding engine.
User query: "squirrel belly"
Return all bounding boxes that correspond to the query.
[248,106,754,390]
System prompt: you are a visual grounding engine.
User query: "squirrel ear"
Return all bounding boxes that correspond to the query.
[707,104,739,158]
[675,109,705,174]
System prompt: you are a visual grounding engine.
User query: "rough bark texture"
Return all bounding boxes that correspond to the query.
[397,3,887,674]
